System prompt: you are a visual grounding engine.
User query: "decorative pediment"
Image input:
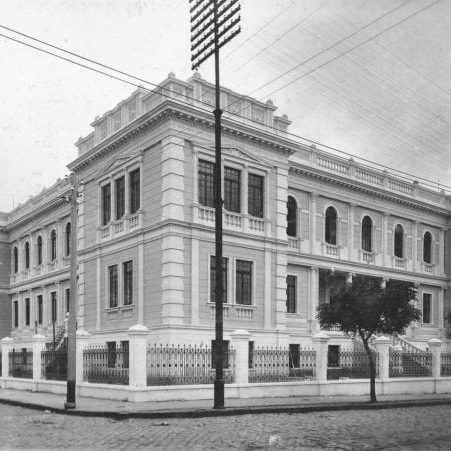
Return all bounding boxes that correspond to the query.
[101,155,135,175]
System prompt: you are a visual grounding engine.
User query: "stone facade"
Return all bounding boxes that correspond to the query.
[1,72,450,350]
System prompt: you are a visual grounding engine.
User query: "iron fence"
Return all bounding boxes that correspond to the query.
[389,349,432,377]
[327,350,375,380]
[146,344,235,386]
[41,347,67,381]
[83,345,129,385]
[9,349,33,379]
[440,352,451,377]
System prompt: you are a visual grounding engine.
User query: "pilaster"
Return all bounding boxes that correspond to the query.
[275,253,287,329]
[230,329,251,384]
[32,334,46,381]
[128,325,149,389]
[309,193,318,254]
[312,332,329,382]
[308,266,319,333]
[191,237,200,326]
[382,213,389,266]
[428,338,442,378]
[374,336,390,379]
[348,203,355,260]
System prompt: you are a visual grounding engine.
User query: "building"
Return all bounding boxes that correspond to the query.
[3,72,451,352]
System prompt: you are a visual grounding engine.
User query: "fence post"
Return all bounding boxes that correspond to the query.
[76,329,91,384]
[374,336,390,379]
[128,324,148,389]
[428,338,442,378]
[1,337,14,379]
[32,334,46,381]
[230,329,251,384]
[312,332,329,382]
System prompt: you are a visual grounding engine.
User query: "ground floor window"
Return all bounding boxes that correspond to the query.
[422,293,431,324]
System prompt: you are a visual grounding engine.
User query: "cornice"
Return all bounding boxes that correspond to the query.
[290,166,450,218]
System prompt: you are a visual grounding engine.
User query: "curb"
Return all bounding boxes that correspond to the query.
[0,397,451,419]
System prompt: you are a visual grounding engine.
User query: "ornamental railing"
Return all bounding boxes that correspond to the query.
[9,349,33,379]
[41,347,67,381]
[289,348,316,380]
[146,344,235,386]
[327,350,375,380]
[440,352,451,377]
[389,349,432,378]
[83,345,129,385]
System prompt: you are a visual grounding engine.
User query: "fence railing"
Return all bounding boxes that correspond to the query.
[389,349,432,377]
[327,350,375,380]
[146,344,235,386]
[9,349,33,379]
[83,345,129,385]
[440,352,451,377]
[41,347,67,381]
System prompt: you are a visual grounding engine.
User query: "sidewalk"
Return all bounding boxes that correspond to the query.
[1,388,451,419]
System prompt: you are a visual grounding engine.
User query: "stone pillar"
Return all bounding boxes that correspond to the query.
[308,266,319,333]
[438,286,445,338]
[428,338,442,379]
[1,337,14,378]
[128,324,148,389]
[312,332,329,382]
[32,334,46,381]
[230,329,251,384]
[75,329,91,384]
[374,336,390,379]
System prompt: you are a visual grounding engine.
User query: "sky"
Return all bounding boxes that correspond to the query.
[0,0,450,212]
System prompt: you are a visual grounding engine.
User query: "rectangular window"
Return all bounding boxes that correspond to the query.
[289,344,300,368]
[130,168,140,214]
[123,261,133,305]
[115,176,125,219]
[108,265,118,308]
[286,275,297,314]
[13,300,18,328]
[121,340,129,369]
[248,341,254,369]
[224,167,241,213]
[236,260,252,305]
[51,291,57,322]
[37,295,43,325]
[198,160,215,208]
[327,345,340,367]
[210,256,228,303]
[65,288,70,314]
[248,174,264,218]
[25,298,30,326]
[101,184,111,225]
[423,293,431,324]
[107,341,117,368]
[211,340,230,368]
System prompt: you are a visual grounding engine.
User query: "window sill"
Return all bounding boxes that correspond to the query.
[98,211,143,241]
[106,305,135,320]
[208,302,255,320]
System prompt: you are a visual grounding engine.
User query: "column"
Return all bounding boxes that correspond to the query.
[412,221,419,272]
[124,169,130,215]
[312,332,329,382]
[348,203,355,260]
[191,237,200,326]
[275,166,288,241]
[374,336,390,379]
[264,248,272,329]
[428,338,442,379]
[138,243,144,325]
[275,253,287,330]
[32,334,46,381]
[438,286,445,337]
[230,329,251,384]
[309,193,317,254]
[242,166,248,221]
[382,213,389,266]
[1,337,14,378]
[128,325,148,389]
[308,267,319,333]
[75,329,91,384]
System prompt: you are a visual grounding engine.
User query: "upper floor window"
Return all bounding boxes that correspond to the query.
[248,174,264,218]
[422,293,431,324]
[423,232,432,264]
[286,275,297,314]
[65,223,71,257]
[115,176,125,220]
[123,260,133,306]
[13,247,18,273]
[361,216,372,252]
[224,167,241,213]
[130,168,140,214]
[199,159,215,208]
[210,256,228,303]
[50,229,57,261]
[37,236,43,265]
[108,264,118,308]
[286,196,297,237]
[101,184,111,225]
[394,224,404,258]
[236,260,252,305]
[24,242,30,269]
[325,207,337,245]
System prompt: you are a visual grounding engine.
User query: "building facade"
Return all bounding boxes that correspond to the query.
[2,72,451,351]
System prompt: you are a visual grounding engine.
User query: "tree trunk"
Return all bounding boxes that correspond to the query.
[362,338,377,403]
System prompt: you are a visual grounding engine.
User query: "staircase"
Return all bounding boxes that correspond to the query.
[45,320,67,351]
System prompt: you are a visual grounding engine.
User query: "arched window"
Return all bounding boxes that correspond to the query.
[50,230,57,261]
[13,247,18,273]
[325,207,337,245]
[65,223,71,257]
[361,216,372,252]
[25,242,30,269]
[394,224,404,258]
[286,196,297,237]
[37,236,43,265]
[423,231,432,264]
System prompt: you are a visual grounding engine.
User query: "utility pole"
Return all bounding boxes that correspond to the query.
[189,0,241,409]
[65,175,78,409]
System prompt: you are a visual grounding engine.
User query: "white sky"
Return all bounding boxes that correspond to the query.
[0,0,450,212]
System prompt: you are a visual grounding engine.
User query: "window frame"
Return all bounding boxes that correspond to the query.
[123,260,134,306]
[50,229,57,262]
[37,294,43,325]
[224,166,241,213]
[423,231,432,264]
[115,175,125,220]
[129,168,141,214]
[361,215,373,252]
[101,183,112,226]
[13,300,18,328]
[24,297,30,326]
[13,246,18,274]
[209,255,229,304]
[37,236,43,266]
[422,292,432,325]
[286,196,298,238]
[248,173,264,218]
[286,275,297,314]
[235,259,253,305]
[198,159,215,208]
[25,242,30,269]
[51,291,57,323]
[65,222,71,257]
[108,264,119,308]
[325,206,338,245]
[394,224,404,258]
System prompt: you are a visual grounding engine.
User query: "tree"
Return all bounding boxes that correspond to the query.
[316,276,420,402]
